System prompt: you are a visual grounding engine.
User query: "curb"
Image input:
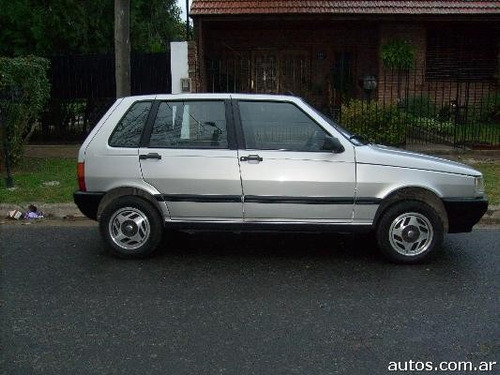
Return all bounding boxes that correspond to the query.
[1,202,499,226]
[482,205,500,226]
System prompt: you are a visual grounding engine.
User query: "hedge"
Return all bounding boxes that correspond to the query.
[0,56,50,167]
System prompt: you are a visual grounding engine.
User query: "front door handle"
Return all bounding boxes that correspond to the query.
[240,154,263,162]
[139,153,162,160]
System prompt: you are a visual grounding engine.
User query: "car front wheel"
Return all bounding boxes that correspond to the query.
[376,200,444,263]
[99,196,163,258]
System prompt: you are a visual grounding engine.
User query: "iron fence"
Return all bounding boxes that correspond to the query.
[370,68,499,148]
[32,53,171,143]
[206,55,499,148]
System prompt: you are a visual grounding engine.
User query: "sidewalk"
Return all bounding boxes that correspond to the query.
[2,144,499,226]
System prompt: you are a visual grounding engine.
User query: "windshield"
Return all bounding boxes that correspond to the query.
[300,99,369,146]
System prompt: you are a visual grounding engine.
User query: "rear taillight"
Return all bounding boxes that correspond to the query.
[77,162,86,191]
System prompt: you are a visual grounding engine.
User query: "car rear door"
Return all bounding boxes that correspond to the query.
[139,99,243,221]
[235,99,356,223]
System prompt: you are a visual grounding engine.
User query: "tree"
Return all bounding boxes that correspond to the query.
[0,56,51,168]
[131,0,184,52]
[0,0,184,56]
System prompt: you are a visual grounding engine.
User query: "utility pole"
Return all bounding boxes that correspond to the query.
[186,0,190,39]
[115,0,131,98]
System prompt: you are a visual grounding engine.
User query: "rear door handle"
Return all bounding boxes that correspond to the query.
[240,154,263,162]
[139,153,162,160]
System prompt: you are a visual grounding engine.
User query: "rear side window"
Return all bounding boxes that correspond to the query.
[148,101,228,149]
[109,101,152,147]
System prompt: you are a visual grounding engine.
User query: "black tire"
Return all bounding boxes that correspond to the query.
[376,200,444,264]
[99,196,163,259]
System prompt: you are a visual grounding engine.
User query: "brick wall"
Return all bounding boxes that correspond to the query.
[192,18,498,115]
[188,41,200,93]
[195,19,379,111]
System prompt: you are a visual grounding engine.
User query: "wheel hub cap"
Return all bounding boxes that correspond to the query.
[402,225,420,243]
[121,220,138,237]
[108,207,151,251]
[389,212,434,256]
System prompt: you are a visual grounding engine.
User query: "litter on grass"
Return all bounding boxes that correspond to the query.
[8,210,22,220]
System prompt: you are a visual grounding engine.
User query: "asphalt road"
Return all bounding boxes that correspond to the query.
[1,224,499,375]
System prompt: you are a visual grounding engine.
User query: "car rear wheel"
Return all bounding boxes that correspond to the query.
[100,196,163,258]
[376,200,444,263]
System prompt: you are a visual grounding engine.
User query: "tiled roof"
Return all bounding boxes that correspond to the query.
[190,1,500,16]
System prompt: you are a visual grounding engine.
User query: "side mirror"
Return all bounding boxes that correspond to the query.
[323,136,345,153]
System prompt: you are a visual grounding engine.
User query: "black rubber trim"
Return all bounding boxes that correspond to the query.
[442,197,488,233]
[139,101,160,147]
[155,194,242,203]
[155,194,381,205]
[356,197,383,205]
[73,191,105,221]
[244,196,381,205]
[224,99,238,150]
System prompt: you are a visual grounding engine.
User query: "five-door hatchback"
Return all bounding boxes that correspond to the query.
[74,94,488,263]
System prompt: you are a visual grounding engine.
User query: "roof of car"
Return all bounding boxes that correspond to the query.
[124,93,304,102]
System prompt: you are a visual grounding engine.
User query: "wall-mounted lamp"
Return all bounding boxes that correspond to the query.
[317,51,327,61]
[360,75,377,102]
[362,75,377,91]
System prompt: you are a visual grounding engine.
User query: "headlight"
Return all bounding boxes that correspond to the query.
[474,176,485,194]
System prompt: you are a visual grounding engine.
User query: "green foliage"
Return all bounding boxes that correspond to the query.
[340,100,406,145]
[475,162,500,205]
[131,0,185,52]
[403,95,437,119]
[381,40,416,70]
[0,56,51,167]
[401,95,454,135]
[476,93,500,123]
[406,115,454,137]
[0,0,184,56]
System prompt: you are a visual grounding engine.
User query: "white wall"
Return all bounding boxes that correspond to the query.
[170,41,189,94]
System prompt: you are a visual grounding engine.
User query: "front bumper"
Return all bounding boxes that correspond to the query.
[73,191,105,221]
[442,197,488,233]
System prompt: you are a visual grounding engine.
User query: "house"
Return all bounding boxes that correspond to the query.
[189,0,499,125]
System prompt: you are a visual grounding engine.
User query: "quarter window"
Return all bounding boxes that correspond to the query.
[149,101,228,149]
[109,101,152,148]
[238,101,329,151]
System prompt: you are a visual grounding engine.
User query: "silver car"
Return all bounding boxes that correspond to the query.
[74,94,488,263]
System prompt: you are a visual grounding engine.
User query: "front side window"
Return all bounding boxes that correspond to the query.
[109,101,152,148]
[238,101,329,151]
[149,101,228,149]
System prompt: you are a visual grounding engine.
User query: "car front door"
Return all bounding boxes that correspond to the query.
[140,99,243,221]
[236,100,356,223]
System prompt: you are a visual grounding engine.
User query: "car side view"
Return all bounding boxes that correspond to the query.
[74,94,488,263]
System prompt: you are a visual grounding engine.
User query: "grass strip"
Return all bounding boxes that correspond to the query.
[0,158,76,204]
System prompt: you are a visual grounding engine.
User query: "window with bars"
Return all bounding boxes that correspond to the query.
[426,27,497,81]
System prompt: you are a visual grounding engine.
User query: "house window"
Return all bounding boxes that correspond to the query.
[426,27,497,81]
